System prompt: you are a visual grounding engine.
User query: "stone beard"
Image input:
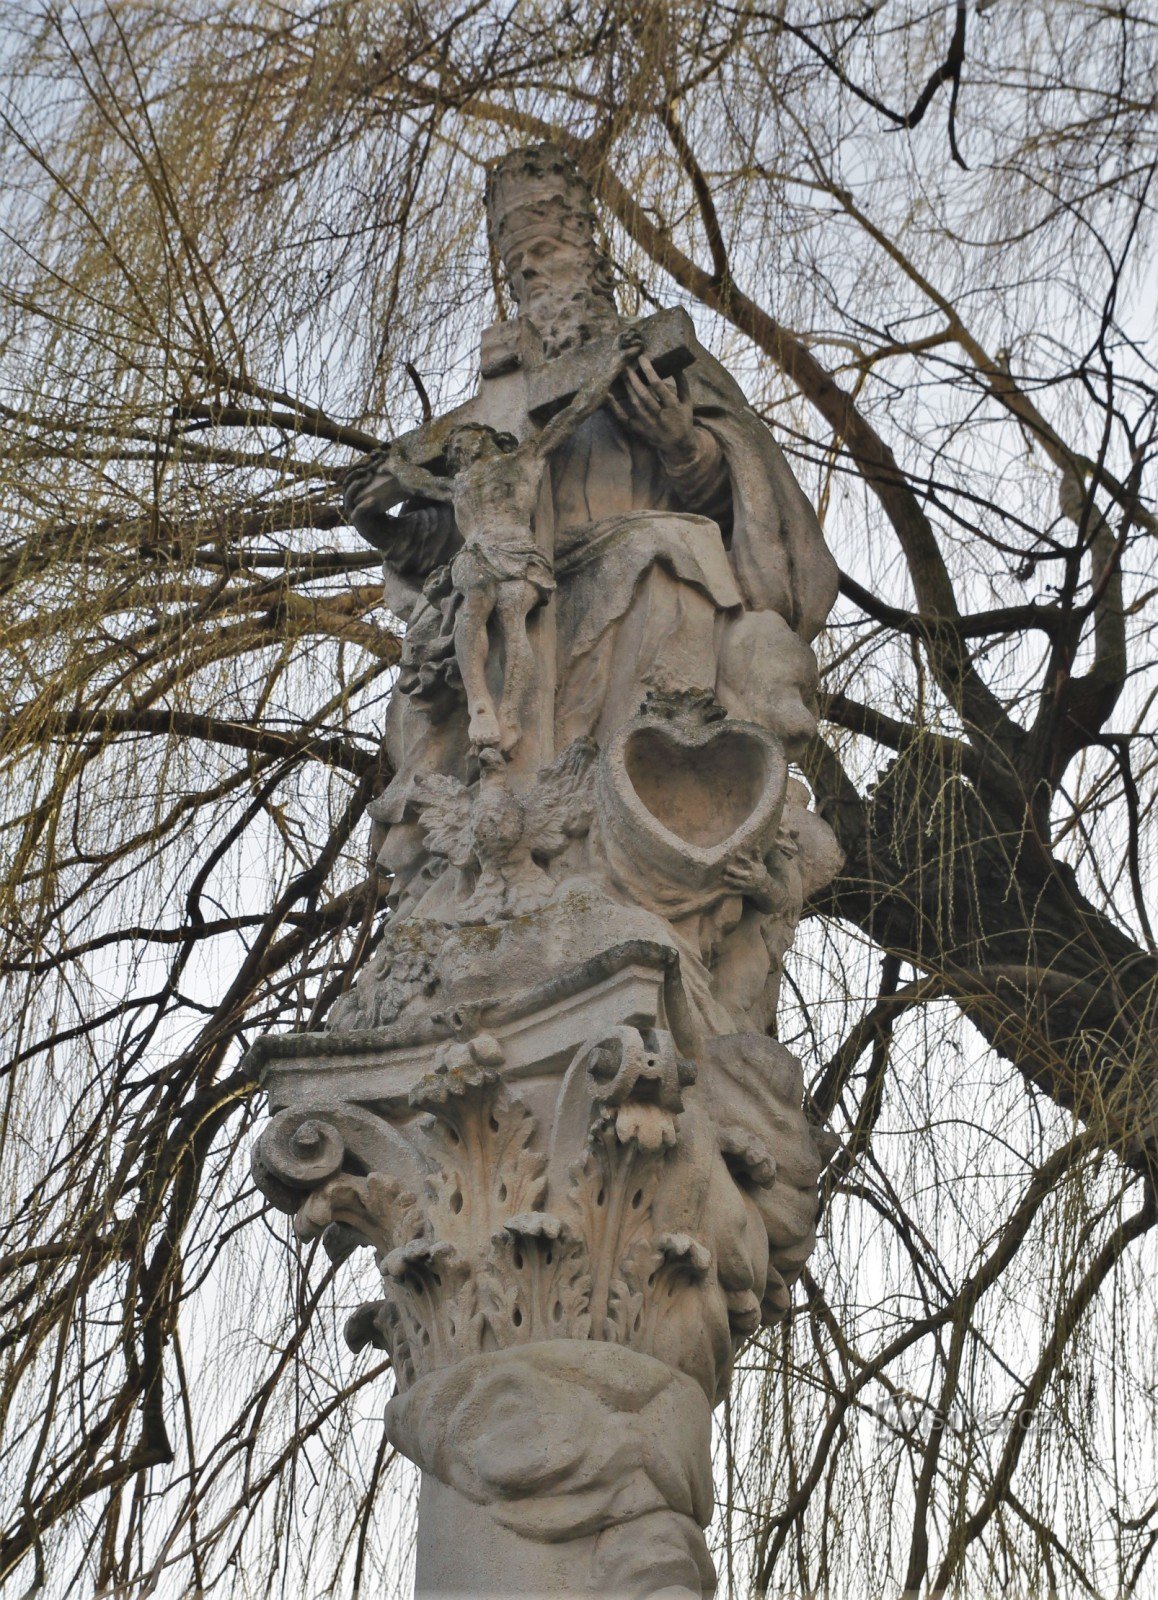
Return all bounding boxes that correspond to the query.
[485,142,622,358]
[252,144,843,1598]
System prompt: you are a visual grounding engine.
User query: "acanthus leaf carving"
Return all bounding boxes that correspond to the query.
[565,1119,669,1341]
[295,1171,428,1260]
[481,1213,592,1346]
[251,1017,829,1400]
[615,1232,713,1353]
[410,1036,547,1243]
[382,1239,482,1379]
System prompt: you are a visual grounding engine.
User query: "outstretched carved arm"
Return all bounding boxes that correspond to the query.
[532,330,645,460]
[343,452,459,579]
[387,454,456,504]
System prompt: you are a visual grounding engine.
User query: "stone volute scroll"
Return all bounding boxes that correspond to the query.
[250,143,842,1598]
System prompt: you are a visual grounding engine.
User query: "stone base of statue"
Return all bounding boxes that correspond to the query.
[251,902,828,1598]
[398,1343,714,1598]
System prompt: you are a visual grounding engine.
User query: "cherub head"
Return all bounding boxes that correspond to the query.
[444,423,518,473]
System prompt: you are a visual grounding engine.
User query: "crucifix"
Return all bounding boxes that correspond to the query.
[372,305,696,485]
[350,307,696,781]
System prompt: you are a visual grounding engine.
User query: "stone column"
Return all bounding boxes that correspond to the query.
[252,894,831,1597]
[251,143,840,1598]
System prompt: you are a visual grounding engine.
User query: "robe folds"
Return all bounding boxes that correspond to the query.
[373,330,835,883]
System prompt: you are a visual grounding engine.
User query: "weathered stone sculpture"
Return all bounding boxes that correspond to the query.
[250,145,842,1597]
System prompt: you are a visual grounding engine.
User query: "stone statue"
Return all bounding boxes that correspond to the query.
[251,144,843,1598]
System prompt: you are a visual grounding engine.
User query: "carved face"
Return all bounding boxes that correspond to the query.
[504,233,619,356]
[445,425,502,472]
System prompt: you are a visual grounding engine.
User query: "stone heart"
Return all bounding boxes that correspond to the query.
[598,712,787,895]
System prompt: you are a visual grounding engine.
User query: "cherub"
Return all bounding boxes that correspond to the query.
[711,779,845,1026]
[412,738,597,923]
[383,328,644,755]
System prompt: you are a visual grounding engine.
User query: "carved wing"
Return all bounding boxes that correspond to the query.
[412,774,475,868]
[522,737,597,858]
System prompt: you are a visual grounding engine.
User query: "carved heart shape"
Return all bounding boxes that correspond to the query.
[598,712,787,894]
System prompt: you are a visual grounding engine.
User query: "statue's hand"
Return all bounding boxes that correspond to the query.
[342,447,395,525]
[607,354,698,464]
[343,448,456,567]
[722,850,782,914]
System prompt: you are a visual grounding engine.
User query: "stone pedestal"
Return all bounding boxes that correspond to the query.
[251,930,828,1597]
[401,1345,714,1598]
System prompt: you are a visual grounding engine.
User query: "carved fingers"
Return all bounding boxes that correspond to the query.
[342,445,450,546]
[341,447,391,520]
[608,354,698,461]
[615,327,646,370]
[721,850,779,911]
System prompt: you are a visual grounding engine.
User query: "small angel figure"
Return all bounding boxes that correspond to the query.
[412,738,597,923]
[383,329,644,755]
[710,778,845,1026]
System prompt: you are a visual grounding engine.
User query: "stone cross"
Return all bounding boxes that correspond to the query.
[250,145,842,1598]
[372,305,696,499]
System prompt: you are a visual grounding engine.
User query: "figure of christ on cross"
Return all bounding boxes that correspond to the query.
[383,327,644,757]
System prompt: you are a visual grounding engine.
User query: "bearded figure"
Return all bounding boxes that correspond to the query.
[348,144,836,905]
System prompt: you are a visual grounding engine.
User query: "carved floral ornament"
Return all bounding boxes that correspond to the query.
[252,1020,830,1407]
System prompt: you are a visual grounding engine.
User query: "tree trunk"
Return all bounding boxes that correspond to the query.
[817,742,1158,1165]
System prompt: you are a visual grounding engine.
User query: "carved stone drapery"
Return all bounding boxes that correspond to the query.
[251,144,840,1598]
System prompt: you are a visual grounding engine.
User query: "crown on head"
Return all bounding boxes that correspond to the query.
[485,144,601,261]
